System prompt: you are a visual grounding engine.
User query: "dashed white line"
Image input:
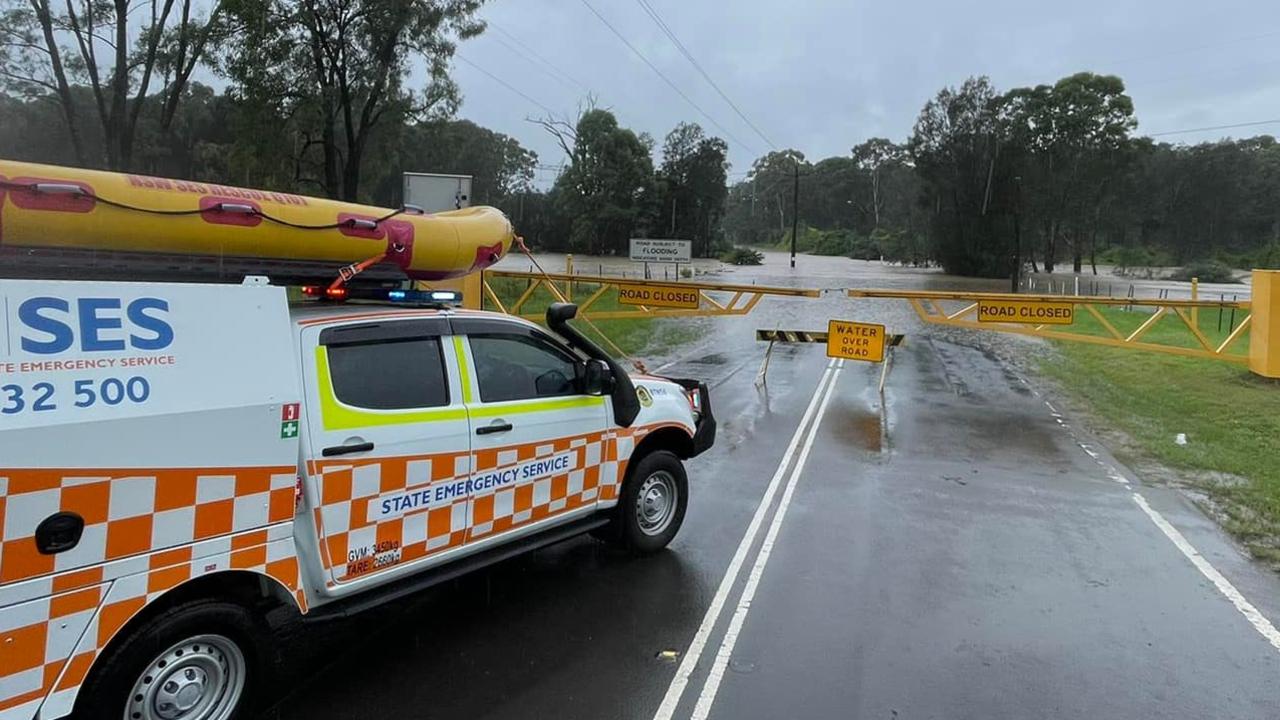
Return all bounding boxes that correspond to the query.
[1132,493,1280,652]
[651,359,841,720]
[689,356,844,720]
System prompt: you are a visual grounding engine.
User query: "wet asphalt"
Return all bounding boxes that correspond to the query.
[259,257,1280,720]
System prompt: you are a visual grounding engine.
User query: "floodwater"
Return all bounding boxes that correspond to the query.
[493,248,1251,301]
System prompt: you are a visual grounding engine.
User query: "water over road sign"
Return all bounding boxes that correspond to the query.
[826,320,886,362]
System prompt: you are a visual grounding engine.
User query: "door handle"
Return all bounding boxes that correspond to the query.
[322,440,375,457]
[476,422,513,435]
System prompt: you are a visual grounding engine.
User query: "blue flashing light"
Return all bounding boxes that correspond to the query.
[382,288,462,305]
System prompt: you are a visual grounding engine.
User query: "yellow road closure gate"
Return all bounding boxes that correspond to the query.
[479,269,819,320]
[442,263,1278,380]
[847,284,1264,371]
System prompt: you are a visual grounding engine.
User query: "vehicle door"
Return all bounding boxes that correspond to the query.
[300,317,472,586]
[452,319,609,544]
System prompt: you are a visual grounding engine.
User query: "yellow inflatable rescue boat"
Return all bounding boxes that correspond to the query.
[0,160,514,284]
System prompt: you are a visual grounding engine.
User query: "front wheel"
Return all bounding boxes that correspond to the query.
[602,450,689,553]
[74,599,264,720]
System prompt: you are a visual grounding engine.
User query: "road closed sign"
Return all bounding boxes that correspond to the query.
[618,283,701,309]
[826,320,886,362]
[977,300,1075,325]
[630,238,692,263]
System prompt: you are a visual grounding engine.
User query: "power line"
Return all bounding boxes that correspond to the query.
[487,33,580,94]
[633,0,776,150]
[1146,119,1280,137]
[487,21,595,96]
[577,0,757,155]
[455,54,557,115]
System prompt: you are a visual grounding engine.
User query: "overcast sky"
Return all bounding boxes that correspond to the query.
[446,0,1280,187]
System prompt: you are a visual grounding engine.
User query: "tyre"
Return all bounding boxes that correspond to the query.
[74,599,265,720]
[602,450,688,553]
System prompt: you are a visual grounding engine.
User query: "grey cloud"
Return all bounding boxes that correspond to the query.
[452,0,1280,185]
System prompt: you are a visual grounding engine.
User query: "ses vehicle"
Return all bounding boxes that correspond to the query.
[0,165,715,720]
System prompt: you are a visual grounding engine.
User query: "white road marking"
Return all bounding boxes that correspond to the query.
[689,361,844,720]
[1035,379,1280,652]
[651,359,840,720]
[1132,493,1280,652]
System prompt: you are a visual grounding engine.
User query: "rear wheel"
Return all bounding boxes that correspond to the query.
[600,450,688,553]
[75,599,265,720]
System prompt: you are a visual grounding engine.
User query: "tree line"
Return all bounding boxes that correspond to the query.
[1,0,1276,275]
[726,74,1280,276]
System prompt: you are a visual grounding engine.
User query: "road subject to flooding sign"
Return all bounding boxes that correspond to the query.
[977,300,1075,325]
[618,284,701,309]
[629,238,692,263]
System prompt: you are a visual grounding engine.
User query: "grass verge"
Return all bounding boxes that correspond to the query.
[1039,306,1280,562]
[481,276,700,360]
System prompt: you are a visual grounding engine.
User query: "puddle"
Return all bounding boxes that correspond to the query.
[688,352,729,365]
[828,403,886,454]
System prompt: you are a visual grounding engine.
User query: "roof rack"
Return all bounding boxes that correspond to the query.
[0,246,408,287]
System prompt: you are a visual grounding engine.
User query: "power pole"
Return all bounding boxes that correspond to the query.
[1012,175,1022,293]
[790,162,799,269]
[670,195,677,236]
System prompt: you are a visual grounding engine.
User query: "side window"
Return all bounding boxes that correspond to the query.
[327,338,449,409]
[468,334,579,403]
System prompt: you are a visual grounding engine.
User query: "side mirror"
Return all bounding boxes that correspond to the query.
[582,359,616,396]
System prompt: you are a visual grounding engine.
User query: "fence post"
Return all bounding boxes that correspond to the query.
[1191,276,1199,330]
[565,254,574,301]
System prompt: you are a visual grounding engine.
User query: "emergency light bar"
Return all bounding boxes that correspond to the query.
[300,285,463,306]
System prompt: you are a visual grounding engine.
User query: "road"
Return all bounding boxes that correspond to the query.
[261,254,1280,720]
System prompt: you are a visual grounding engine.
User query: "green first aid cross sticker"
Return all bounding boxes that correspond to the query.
[281,421,299,439]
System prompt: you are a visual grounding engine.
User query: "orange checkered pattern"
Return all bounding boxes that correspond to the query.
[313,430,625,584]
[0,466,302,720]
[313,450,471,582]
[604,421,699,504]
[0,526,302,720]
[311,422,691,586]
[469,431,611,539]
[0,466,298,585]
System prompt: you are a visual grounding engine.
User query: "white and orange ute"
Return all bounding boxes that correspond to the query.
[0,167,715,720]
